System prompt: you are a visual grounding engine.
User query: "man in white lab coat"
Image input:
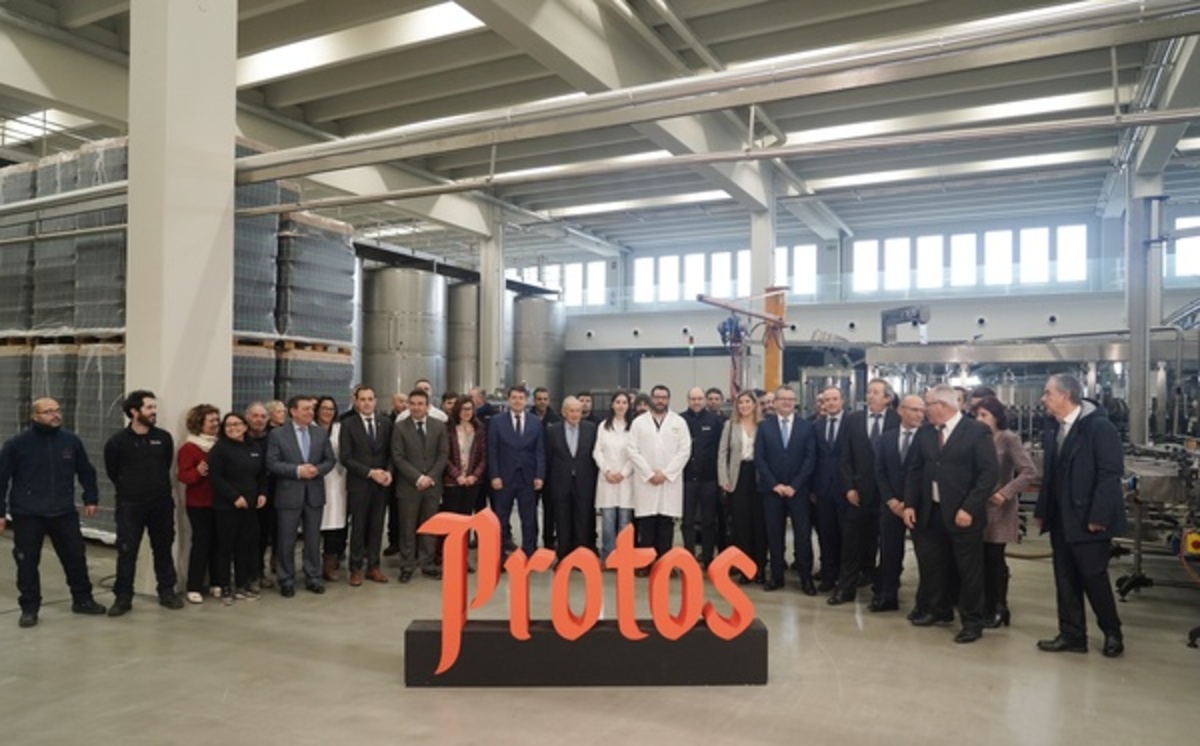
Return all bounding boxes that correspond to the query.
[627,385,692,560]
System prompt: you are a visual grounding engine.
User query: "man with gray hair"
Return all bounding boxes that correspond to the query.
[544,396,599,556]
[903,383,998,643]
[1034,374,1126,657]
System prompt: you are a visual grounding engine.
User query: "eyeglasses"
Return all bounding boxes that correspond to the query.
[36,408,61,415]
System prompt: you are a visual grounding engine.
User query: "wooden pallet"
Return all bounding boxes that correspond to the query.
[276,339,351,355]
[233,336,277,349]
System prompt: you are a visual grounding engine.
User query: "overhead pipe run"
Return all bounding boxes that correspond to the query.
[235,0,1200,184]
[232,106,1200,218]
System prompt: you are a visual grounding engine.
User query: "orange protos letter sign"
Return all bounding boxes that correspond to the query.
[419,508,757,674]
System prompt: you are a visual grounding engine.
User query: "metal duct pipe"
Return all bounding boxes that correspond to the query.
[235,0,1200,183]
[233,106,1200,218]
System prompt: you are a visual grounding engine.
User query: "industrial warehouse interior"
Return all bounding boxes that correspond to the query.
[0,0,1198,743]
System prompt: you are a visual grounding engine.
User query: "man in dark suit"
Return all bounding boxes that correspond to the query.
[830,378,900,604]
[755,386,818,592]
[339,385,394,586]
[873,394,926,613]
[681,387,724,564]
[1035,374,1126,658]
[903,384,998,643]
[266,395,337,597]
[530,386,560,549]
[490,386,546,557]
[391,389,449,583]
[812,386,848,591]
[544,396,599,557]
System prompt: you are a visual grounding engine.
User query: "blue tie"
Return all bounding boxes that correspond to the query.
[781,418,790,448]
[298,426,310,462]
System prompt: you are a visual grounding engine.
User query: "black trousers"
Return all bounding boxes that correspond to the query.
[877,505,907,603]
[443,484,479,517]
[764,488,812,581]
[636,515,674,557]
[813,488,844,580]
[836,502,880,594]
[349,483,389,571]
[539,489,556,548]
[916,506,985,629]
[386,492,401,549]
[322,528,347,558]
[213,508,259,590]
[1050,532,1122,641]
[113,496,178,599]
[983,541,1009,613]
[553,484,596,558]
[682,480,720,563]
[12,511,95,613]
[729,467,766,577]
[185,506,215,593]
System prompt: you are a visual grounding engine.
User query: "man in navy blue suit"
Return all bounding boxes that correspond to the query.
[873,394,926,613]
[754,386,818,593]
[812,386,848,592]
[488,386,545,556]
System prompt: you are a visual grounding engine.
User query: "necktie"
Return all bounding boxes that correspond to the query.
[367,417,376,445]
[1056,422,1068,455]
[516,415,523,437]
[298,427,310,462]
[416,420,426,441]
[568,425,577,457]
[825,417,833,444]
[900,430,912,461]
[870,414,882,445]
[827,417,838,444]
[937,425,946,449]
[781,418,790,448]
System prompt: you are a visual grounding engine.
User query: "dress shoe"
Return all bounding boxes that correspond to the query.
[18,611,38,628]
[826,590,855,606]
[279,585,296,598]
[797,577,818,596]
[72,599,107,616]
[868,598,899,613]
[399,569,415,583]
[1102,634,1125,658]
[348,570,363,587]
[305,583,326,595]
[910,611,955,627]
[107,597,132,616]
[817,577,836,593]
[322,554,341,583]
[736,572,753,586]
[1036,635,1088,653]
[634,567,651,578]
[422,566,443,579]
[954,627,983,644]
[983,606,1011,629]
[906,607,927,622]
[365,568,389,584]
[159,593,185,610]
[383,545,401,557]
[764,577,785,591]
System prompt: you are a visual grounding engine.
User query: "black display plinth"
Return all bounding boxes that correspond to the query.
[405,618,768,687]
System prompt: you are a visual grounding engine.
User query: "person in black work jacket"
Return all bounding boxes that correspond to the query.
[681,386,724,565]
[0,398,108,628]
[104,389,184,615]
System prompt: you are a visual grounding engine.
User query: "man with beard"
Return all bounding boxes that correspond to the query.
[628,385,692,560]
[0,398,107,627]
[105,390,184,615]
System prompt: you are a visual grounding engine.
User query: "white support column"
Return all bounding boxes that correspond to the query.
[478,207,506,393]
[126,1,236,589]
[1125,173,1164,445]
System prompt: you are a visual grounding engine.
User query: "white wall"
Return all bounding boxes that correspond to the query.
[564,289,1199,352]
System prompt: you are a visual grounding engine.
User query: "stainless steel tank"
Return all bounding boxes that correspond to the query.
[362,268,447,397]
[513,295,565,397]
[447,283,479,394]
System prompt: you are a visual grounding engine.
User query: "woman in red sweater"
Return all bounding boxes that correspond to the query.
[178,404,220,604]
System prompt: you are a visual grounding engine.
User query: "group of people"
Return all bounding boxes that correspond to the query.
[0,374,1127,658]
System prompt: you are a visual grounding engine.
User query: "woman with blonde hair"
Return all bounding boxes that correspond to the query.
[718,390,765,584]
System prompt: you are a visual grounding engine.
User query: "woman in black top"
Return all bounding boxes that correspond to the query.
[207,413,267,603]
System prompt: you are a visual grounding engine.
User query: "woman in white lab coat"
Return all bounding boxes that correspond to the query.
[593,391,634,561]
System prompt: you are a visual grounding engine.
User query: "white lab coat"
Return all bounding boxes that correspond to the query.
[627,410,692,518]
[320,422,348,530]
[593,422,634,510]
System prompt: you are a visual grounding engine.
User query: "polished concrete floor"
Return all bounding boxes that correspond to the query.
[0,529,1195,745]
